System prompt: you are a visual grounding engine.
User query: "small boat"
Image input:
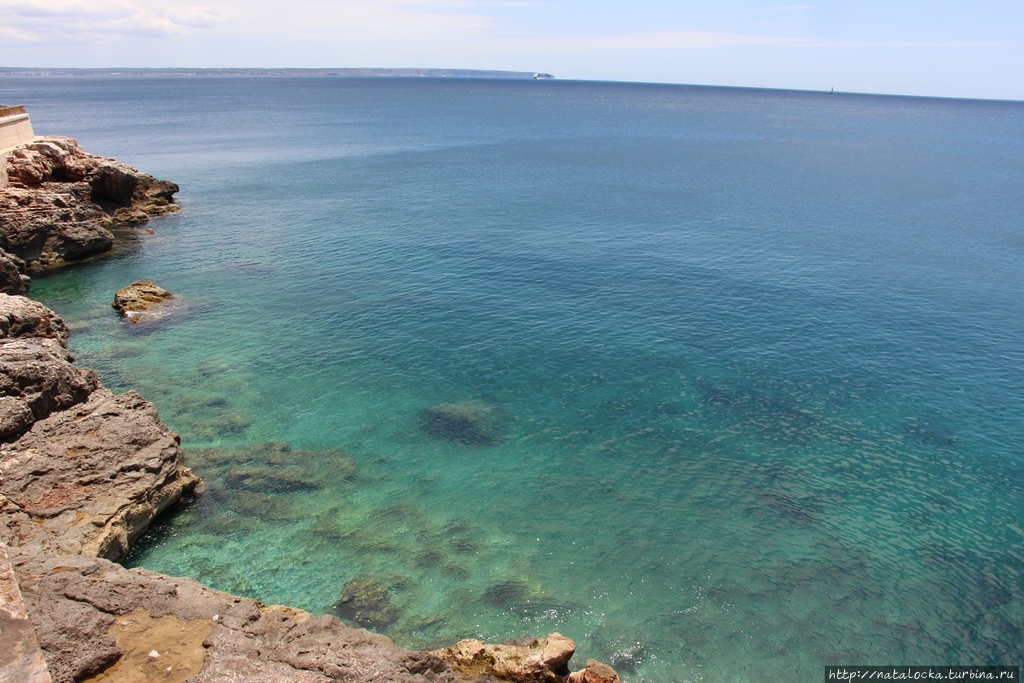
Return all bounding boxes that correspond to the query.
[829,87,834,95]
[533,73,554,80]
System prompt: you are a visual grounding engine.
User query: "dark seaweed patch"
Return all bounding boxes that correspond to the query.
[482,580,528,607]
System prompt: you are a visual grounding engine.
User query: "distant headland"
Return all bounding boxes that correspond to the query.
[0,67,551,79]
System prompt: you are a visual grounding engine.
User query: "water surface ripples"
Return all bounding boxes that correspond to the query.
[8,76,1023,682]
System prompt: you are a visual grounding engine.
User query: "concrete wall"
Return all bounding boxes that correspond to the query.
[0,113,35,152]
[0,109,36,190]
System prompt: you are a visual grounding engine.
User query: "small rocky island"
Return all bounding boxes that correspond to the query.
[0,126,624,681]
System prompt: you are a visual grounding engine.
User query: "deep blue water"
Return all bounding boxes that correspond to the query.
[5,76,1024,682]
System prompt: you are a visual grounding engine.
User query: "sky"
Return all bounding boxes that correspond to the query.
[0,0,1021,100]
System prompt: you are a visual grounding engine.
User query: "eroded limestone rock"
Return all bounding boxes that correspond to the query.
[568,659,621,683]
[434,632,577,683]
[0,137,179,271]
[0,294,69,344]
[0,337,98,437]
[112,280,175,323]
[0,247,30,295]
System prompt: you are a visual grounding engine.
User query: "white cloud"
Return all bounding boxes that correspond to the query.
[0,0,998,52]
[0,22,38,41]
[479,30,998,53]
[0,0,221,42]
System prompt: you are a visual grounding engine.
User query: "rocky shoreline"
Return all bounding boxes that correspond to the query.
[0,138,623,682]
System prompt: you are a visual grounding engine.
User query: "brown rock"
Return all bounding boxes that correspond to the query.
[10,554,455,683]
[0,247,31,295]
[434,632,575,683]
[1,137,179,271]
[1,387,198,559]
[0,541,53,683]
[0,395,35,437]
[0,295,95,437]
[568,659,620,683]
[0,337,99,436]
[0,294,69,344]
[541,633,576,670]
[112,280,175,322]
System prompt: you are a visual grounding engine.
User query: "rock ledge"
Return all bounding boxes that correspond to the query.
[1,136,179,271]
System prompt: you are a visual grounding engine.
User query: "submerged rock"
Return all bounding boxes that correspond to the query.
[418,400,507,445]
[483,580,529,608]
[223,468,322,494]
[112,280,176,323]
[333,576,400,630]
[434,632,577,683]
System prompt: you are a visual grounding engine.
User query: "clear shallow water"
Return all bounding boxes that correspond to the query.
[5,76,1024,681]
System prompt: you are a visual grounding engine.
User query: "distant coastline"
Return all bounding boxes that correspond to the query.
[0,67,545,79]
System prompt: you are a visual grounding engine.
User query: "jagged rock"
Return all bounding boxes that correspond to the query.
[418,400,507,445]
[0,294,69,344]
[333,576,400,630]
[0,337,99,436]
[0,137,179,271]
[7,553,456,683]
[434,632,575,683]
[111,280,175,322]
[0,295,94,438]
[0,542,53,683]
[0,395,35,437]
[0,248,30,294]
[0,387,198,559]
[568,659,621,683]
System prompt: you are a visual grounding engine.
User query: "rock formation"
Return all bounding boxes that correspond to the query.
[0,137,179,270]
[0,248,30,295]
[434,633,577,683]
[568,659,622,683]
[112,279,176,322]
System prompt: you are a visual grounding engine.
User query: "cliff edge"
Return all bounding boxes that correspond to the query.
[0,136,179,270]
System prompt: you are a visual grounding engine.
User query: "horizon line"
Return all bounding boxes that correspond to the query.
[1,66,1021,105]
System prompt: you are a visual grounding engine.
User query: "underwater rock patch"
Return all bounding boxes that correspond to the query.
[226,492,299,521]
[333,576,400,630]
[223,469,322,494]
[902,420,959,447]
[754,489,822,526]
[483,579,529,608]
[418,400,507,445]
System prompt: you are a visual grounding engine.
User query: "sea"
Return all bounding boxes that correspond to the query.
[4,76,1023,682]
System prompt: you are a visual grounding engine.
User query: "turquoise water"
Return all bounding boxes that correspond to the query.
[6,76,1024,681]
